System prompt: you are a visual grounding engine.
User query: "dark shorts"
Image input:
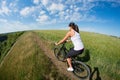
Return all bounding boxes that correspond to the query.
[66,48,84,58]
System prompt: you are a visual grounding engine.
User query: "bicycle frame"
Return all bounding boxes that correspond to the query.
[60,42,78,60]
[54,42,90,79]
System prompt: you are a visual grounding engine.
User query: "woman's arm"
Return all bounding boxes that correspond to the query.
[56,32,71,45]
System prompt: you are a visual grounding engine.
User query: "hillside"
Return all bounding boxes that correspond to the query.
[0,30,120,80]
[0,32,24,63]
[0,32,71,80]
[35,30,120,80]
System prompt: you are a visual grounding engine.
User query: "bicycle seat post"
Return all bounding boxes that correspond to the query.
[71,56,76,61]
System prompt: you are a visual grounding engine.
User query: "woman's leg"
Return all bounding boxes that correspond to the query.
[67,58,74,71]
[67,58,72,68]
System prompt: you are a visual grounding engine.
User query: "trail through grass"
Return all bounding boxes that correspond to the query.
[0,32,69,80]
[35,30,120,80]
[0,30,120,80]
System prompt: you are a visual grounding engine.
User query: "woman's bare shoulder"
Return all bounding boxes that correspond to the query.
[66,31,72,37]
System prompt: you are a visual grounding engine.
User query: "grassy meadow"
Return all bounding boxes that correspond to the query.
[0,32,69,80]
[35,30,120,80]
[0,30,120,80]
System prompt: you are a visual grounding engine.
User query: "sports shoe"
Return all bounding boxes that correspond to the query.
[67,67,74,71]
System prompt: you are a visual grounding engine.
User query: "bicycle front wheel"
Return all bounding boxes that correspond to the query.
[72,61,90,79]
[54,48,66,61]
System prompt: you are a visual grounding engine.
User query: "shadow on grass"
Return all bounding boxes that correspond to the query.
[76,49,90,62]
[90,67,102,80]
[76,49,101,80]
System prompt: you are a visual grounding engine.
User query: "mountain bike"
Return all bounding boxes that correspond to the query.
[54,41,90,79]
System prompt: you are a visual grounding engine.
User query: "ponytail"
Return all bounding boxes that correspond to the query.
[69,22,79,33]
[75,24,79,33]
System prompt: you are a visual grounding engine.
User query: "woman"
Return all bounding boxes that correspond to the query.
[55,22,84,71]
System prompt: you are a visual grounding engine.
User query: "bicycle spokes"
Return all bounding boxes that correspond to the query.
[54,43,90,79]
[73,61,90,79]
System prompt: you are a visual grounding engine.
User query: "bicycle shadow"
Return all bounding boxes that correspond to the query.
[76,49,90,62]
[75,49,102,80]
[90,67,102,80]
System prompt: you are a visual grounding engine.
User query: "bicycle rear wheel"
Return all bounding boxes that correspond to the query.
[54,48,66,61]
[72,61,90,79]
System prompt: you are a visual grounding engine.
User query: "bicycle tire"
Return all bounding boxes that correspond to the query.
[54,48,66,61]
[72,61,90,79]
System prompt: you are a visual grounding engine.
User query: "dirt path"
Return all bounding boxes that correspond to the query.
[34,32,80,80]
[0,32,88,80]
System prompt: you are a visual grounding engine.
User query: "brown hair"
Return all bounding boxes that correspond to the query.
[69,22,79,33]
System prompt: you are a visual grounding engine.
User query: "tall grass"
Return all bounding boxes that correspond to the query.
[0,32,68,80]
[0,32,24,63]
[35,30,120,80]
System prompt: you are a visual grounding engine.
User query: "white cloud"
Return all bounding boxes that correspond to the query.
[33,0,40,4]
[71,12,82,21]
[0,21,32,33]
[0,18,7,23]
[80,26,96,32]
[40,10,46,15]
[48,3,65,12]
[0,0,119,26]
[87,0,120,7]
[36,14,49,23]
[0,0,11,15]
[9,0,19,13]
[20,7,35,16]
[18,0,116,24]
[34,0,97,23]
[59,11,65,16]
[65,16,69,20]
[47,2,65,15]
[41,0,49,6]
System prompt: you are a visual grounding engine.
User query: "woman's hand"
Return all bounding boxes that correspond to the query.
[56,32,70,46]
[55,42,58,46]
[55,40,70,46]
[66,39,71,42]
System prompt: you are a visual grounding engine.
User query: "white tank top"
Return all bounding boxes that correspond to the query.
[71,31,84,50]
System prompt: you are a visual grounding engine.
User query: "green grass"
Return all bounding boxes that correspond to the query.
[0,32,69,80]
[0,30,120,80]
[35,30,120,80]
[0,31,24,63]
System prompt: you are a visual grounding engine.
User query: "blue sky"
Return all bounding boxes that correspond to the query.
[0,0,120,37]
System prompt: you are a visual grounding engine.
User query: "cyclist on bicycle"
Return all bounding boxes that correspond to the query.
[55,22,84,71]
